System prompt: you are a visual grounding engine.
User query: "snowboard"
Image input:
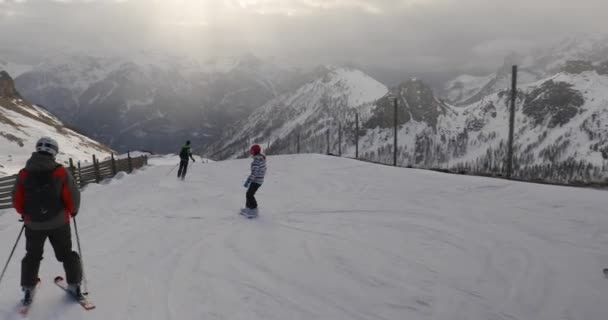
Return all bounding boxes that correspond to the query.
[240,208,258,219]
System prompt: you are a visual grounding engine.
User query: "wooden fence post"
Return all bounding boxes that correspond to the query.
[68,158,78,189]
[111,153,117,176]
[92,155,100,183]
[77,161,83,189]
[127,151,133,173]
[68,158,76,177]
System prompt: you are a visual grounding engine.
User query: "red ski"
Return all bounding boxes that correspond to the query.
[53,276,96,310]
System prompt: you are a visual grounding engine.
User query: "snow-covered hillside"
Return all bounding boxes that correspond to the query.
[208,67,388,159]
[0,71,113,176]
[0,154,606,319]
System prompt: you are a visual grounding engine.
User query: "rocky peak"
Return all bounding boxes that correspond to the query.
[522,80,584,128]
[366,79,449,129]
[0,71,21,99]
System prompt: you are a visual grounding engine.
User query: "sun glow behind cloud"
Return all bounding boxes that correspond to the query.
[146,0,404,28]
[2,0,607,71]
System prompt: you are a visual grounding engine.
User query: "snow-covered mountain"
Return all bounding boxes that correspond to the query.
[14,53,312,153]
[358,67,608,183]
[0,71,113,176]
[216,65,607,183]
[206,66,389,159]
[445,35,608,105]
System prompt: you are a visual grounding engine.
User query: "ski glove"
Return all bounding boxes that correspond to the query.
[71,211,78,217]
[244,178,252,188]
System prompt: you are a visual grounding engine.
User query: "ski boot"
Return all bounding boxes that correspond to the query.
[21,287,34,306]
[67,283,85,300]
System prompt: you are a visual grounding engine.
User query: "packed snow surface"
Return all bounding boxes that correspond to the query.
[0,154,606,320]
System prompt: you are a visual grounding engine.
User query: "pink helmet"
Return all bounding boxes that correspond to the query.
[249,144,261,155]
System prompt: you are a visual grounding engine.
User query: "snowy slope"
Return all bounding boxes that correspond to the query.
[208,67,388,159]
[0,154,606,319]
[0,71,113,176]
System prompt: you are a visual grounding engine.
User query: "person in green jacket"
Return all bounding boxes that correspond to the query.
[177,140,195,180]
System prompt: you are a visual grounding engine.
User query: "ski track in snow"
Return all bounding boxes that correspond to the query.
[0,154,606,319]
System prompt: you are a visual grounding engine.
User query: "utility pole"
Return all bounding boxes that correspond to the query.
[296,131,300,154]
[355,113,359,159]
[326,129,330,155]
[393,98,398,167]
[507,65,517,179]
[338,122,342,156]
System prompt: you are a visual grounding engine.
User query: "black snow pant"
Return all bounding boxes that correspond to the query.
[246,182,262,209]
[21,223,82,287]
[177,160,189,179]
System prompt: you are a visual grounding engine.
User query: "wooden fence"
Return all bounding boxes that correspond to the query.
[0,152,148,210]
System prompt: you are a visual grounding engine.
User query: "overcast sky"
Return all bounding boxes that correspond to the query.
[1,0,607,73]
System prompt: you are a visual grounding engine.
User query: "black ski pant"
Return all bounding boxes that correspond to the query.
[21,223,82,287]
[177,160,189,179]
[246,182,262,209]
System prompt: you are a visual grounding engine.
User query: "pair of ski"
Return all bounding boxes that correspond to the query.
[19,276,95,317]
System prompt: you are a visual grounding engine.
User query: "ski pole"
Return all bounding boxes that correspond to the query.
[72,217,88,295]
[166,164,179,176]
[0,224,25,288]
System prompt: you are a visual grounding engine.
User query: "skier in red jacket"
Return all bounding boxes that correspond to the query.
[12,137,83,304]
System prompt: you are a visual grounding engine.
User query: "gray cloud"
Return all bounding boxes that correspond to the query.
[1,0,607,74]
